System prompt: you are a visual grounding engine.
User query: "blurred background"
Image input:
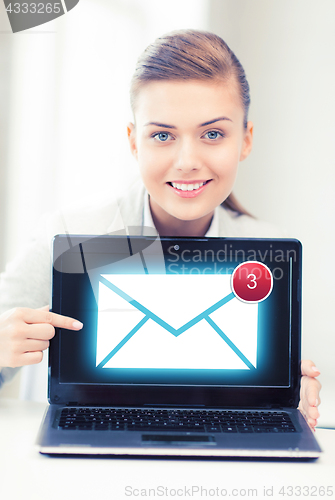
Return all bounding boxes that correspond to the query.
[0,0,334,427]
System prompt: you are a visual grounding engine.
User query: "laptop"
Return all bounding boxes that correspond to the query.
[36,234,322,458]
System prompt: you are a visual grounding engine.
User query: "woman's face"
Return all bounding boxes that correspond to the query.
[127,79,253,233]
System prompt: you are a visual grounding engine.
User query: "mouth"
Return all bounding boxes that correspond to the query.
[166,179,212,198]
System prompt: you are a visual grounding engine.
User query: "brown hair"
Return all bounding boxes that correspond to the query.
[130,29,253,217]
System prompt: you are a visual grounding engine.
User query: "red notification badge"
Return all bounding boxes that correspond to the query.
[231,261,273,303]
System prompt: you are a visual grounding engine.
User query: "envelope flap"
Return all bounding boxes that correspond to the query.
[101,274,233,329]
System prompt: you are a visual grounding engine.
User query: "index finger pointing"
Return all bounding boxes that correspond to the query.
[23,308,83,330]
[47,312,83,330]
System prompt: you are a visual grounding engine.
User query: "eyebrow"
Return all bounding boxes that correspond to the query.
[144,121,176,129]
[144,116,232,129]
[199,116,232,127]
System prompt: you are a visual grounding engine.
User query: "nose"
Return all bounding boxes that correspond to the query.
[174,138,202,173]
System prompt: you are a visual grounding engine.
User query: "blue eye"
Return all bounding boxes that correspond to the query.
[153,132,171,142]
[204,130,223,140]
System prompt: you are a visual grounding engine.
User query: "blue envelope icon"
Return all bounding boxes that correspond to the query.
[96,274,258,370]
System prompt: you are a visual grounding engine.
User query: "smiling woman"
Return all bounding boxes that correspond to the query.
[0,28,321,429]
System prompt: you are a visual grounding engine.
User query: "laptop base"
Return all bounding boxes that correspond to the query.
[36,405,322,459]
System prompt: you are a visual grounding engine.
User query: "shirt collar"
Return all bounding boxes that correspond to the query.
[143,191,220,237]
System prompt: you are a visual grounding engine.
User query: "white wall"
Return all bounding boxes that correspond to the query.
[209,0,335,426]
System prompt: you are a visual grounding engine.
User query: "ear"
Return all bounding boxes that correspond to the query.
[127,122,138,160]
[239,121,253,161]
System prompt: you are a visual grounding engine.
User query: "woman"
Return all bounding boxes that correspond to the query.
[0,29,321,427]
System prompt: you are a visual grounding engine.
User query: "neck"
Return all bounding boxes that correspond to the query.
[149,197,214,237]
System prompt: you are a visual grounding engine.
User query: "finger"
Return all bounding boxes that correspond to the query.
[301,376,322,407]
[26,323,55,341]
[301,359,320,377]
[307,407,320,420]
[21,308,83,330]
[299,398,317,420]
[298,405,318,430]
[307,417,318,429]
[23,339,50,352]
[300,398,320,419]
[21,351,44,365]
[299,377,321,422]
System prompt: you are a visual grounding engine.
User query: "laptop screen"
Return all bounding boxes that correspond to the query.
[51,236,301,400]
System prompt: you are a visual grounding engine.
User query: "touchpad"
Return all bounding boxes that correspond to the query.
[142,434,216,445]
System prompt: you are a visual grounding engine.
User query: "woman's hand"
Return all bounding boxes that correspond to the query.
[298,359,321,429]
[0,306,83,368]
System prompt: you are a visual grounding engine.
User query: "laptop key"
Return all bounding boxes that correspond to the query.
[205,426,222,432]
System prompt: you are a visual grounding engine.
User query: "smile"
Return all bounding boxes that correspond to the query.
[167,180,212,198]
[170,181,206,191]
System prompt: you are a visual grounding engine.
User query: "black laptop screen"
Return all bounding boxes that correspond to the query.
[51,236,301,392]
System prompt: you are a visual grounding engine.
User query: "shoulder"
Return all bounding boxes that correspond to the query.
[217,206,287,238]
[44,178,146,244]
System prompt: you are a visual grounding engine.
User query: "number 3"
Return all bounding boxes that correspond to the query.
[247,273,257,289]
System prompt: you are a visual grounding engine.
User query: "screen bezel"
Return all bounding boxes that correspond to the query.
[49,235,302,408]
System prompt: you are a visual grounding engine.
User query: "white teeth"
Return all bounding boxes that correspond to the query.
[171,182,205,191]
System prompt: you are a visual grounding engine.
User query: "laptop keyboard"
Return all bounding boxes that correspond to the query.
[57,408,297,433]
